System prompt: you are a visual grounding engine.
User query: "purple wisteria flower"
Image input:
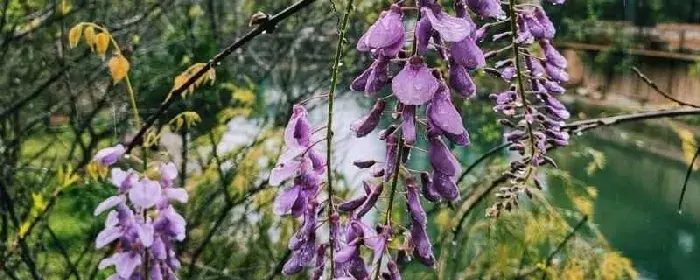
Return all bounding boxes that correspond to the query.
[392,56,439,105]
[486,1,571,216]
[466,0,506,19]
[344,0,495,277]
[95,158,188,279]
[94,144,126,166]
[357,4,405,57]
[268,104,335,277]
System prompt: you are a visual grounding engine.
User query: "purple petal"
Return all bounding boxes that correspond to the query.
[410,221,435,267]
[269,159,301,186]
[432,172,460,202]
[526,56,546,78]
[428,86,465,135]
[128,179,162,209]
[152,236,167,260]
[448,63,476,98]
[115,252,142,278]
[523,13,545,39]
[352,160,377,169]
[392,57,439,105]
[540,40,567,69]
[384,134,399,181]
[428,136,462,177]
[423,6,472,42]
[387,260,402,280]
[402,105,417,145]
[355,181,384,218]
[445,130,470,146]
[351,99,386,137]
[335,244,359,264]
[96,226,121,248]
[105,210,119,227]
[339,195,367,212]
[466,0,505,19]
[308,149,326,175]
[415,13,432,56]
[420,172,442,202]
[160,162,178,183]
[94,144,125,166]
[282,254,303,275]
[110,168,136,191]
[450,36,486,70]
[545,62,569,83]
[284,105,311,148]
[94,195,124,216]
[534,7,556,39]
[274,185,300,216]
[350,66,371,92]
[357,5,405,53]
[137,223,154,247]
[544,80,566,94]
[516,15,534,44]
[165,188,188,203]
[405,178,427,224]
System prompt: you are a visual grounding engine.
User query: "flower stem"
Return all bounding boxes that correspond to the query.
[374,135,404,280]
[326,0,354,275]
[508,0,537,181]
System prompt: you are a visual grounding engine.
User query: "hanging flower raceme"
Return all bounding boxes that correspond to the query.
[343,0,490,277]
[485,0,571,216]
[269,105,331,276]
[92,145,188,280]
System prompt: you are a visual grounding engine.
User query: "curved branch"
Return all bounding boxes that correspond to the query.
[631,67,700,108]
[125,0,319,154]
[678,146,700,212]
[450,106,700,244]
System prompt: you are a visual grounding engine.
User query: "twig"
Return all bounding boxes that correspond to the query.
[456,142,511,185]
[450,175,508,248]
[544,215,588,266]
[265,249,292,280]
[186,180,269,276]
[678,146,700,212]
[46,225,81,280]
[448,106,700,246]
[125,0,319,154]
[631,66,700,108]
[325,0,354,274]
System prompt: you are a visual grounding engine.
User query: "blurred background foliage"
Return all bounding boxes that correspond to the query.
[3,0,697,279]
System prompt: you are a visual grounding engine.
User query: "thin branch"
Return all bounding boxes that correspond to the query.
[456,142,510,185]
[186,180,269,276]
[678,146,700,212]
[46,225,81,280]
[264,249,292,280]
[631,66,700,108]
[324,0,354,274]
[449,106,700,245]
[125,0,319,154]
[545,215,588,266]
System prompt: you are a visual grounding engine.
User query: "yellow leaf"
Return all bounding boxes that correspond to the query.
[108,55,130,83]
[83,26,96,48]
[61,0,71,14]
[68,25,83,48]
[18,222,30,238]
[31,193,47,213]
[95,33,110,58]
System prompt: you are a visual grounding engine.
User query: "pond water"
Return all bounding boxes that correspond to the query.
[550,128,700,280]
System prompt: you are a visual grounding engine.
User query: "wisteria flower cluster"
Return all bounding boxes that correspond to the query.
[93,145,188,280]
[270,0,570,278]
[269,105,329,276]
[487,0,570,216]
